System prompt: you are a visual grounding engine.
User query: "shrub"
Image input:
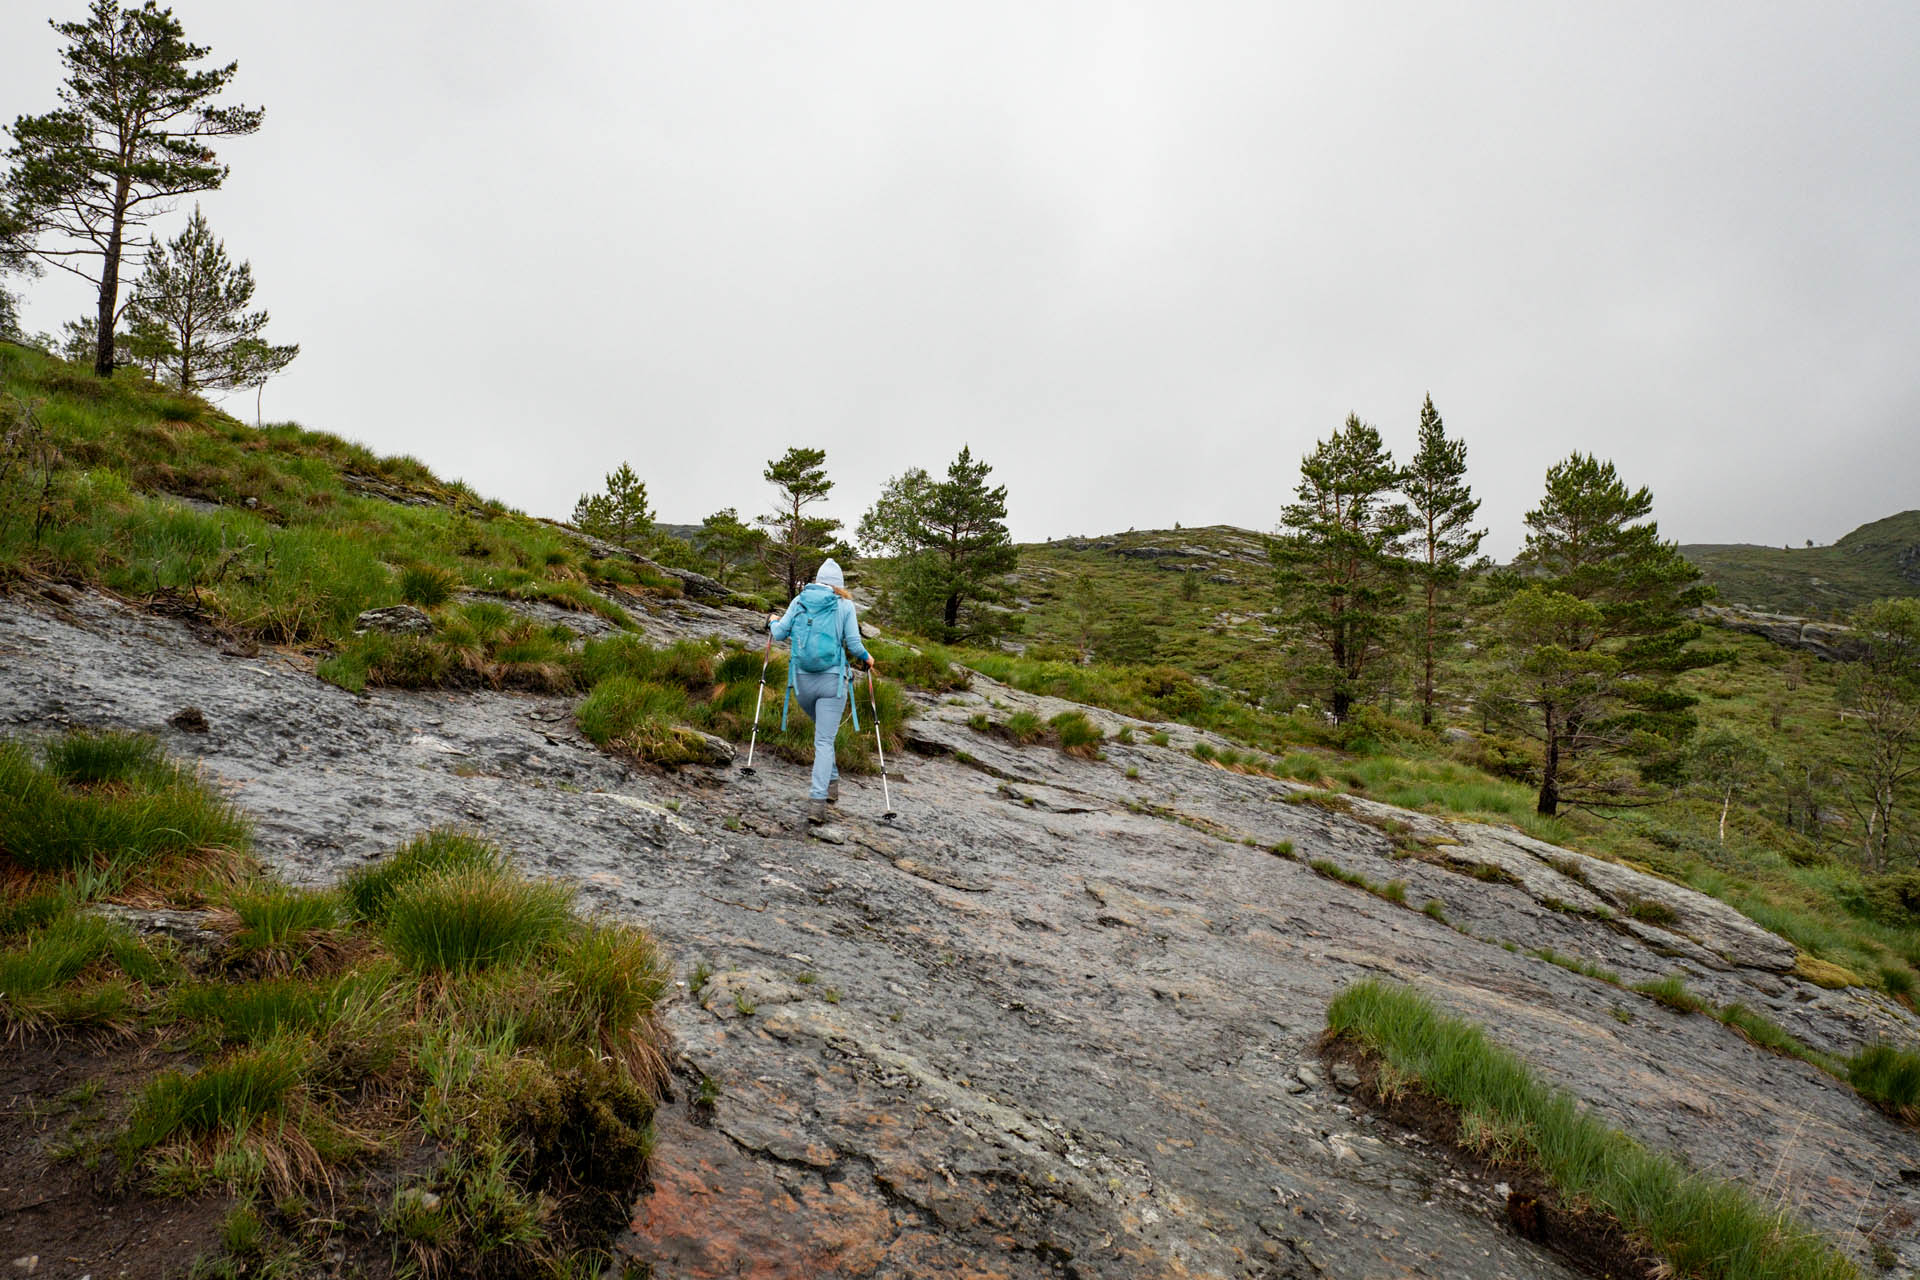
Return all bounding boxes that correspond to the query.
[340,829,504,924]
[384,867,574,975]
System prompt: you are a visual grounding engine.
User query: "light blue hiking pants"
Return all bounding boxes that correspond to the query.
[792,668,848,800]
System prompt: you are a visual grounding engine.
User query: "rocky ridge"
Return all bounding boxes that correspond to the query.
[2,587,1917,1279]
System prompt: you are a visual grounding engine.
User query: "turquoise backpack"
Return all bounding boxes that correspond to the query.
[781,585,859,731]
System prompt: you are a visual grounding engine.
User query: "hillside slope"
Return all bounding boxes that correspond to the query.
[4,587,1915,1277]
[1681,510,1920,616]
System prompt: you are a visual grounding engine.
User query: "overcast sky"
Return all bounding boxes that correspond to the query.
[7,2,1917,557]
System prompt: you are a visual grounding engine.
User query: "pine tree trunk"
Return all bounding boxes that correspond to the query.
[94,174,132,378]
[1421,577,1437,728]
[1537,708,1560,816]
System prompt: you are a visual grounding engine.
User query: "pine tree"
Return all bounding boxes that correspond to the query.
[858,447,1016,641]
[572,462,654,549]
[694,507,765,586]
[1270,414,1413,721]
[1493,454,1719,815]
[4,0,262,376]
[1402,395,1483,728]
[758,447,839,598]
[125,207,295,392]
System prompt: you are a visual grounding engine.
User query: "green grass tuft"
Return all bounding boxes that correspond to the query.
[1326,980,1860,1280]
[1846,1042,1920,1120]
[383,867,574,975]
[1630,973,1709,1015]
[339,828,504,924]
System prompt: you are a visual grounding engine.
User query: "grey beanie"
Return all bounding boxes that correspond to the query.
[814,558,845,589]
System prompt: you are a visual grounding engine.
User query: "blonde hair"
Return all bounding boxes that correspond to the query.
[830,585,852,600]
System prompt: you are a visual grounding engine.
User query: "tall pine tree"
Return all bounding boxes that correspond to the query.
[759,447,839,598]
[1493,454,1719,815]
[4,0,262,376]
[1402,395,1484,727]
[858,446,1017,642]
[1270,415,1413,721]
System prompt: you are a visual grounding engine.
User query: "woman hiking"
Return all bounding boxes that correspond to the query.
[768,558,875,824]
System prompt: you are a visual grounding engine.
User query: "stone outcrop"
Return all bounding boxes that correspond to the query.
[3,590,1916,1278]
[1696,604,1866,661]
[352,604,434,635]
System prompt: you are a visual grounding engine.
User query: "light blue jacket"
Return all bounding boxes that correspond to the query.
[770,584,871,727]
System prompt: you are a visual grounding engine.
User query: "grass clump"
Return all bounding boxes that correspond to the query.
[1531,948,1621,985]
[122,1037,310,1154]
[384,867,574,975]
[339,828,503,924]
[0,732,250,879]
[227,885,341,973]
[1846,1043,1920,1121]
[1050,710,1104,756]
[1003,710,1044,745]
[575,676,711,765]
[399,563,460,607]
[1326,979,1860,1280]
[0,911,164,1029]
[1630,973,1710,1015]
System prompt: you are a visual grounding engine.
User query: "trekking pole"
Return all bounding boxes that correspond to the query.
[739,627,774,776]
[866,665,897,821]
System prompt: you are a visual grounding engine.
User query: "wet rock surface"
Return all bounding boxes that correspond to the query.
[3,589,1917,1278]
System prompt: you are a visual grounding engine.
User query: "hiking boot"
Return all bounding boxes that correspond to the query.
[827,779,839,804]
[807,799,830,825]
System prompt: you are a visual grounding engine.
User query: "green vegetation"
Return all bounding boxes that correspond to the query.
[1326,980,1860,1280]
[573,635,908,773]
[1682,511,1920,617]
[1,732,670,1274]
[858,445,1018,642]
[1846,1043,1920,1121]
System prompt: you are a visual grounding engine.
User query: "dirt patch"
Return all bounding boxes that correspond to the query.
[1319,1032,1661,1280]
[0,1032,232,1280]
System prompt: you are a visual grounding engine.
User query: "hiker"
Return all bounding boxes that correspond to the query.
[768,558,875,824]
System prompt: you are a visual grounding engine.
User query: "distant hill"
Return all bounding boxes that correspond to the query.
[1680,511,1920,617]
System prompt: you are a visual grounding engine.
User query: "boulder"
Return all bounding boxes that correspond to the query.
[353,604,434,635]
